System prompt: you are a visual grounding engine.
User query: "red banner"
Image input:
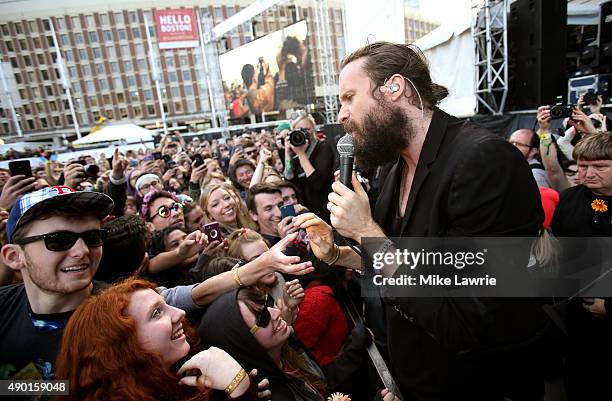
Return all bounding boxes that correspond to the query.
[154,9,199,49]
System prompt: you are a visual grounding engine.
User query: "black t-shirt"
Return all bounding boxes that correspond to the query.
[0,282,106,380]
[551,184,612,237]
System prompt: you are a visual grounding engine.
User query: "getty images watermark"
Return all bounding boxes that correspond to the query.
[359,237,612,298]
[371,247,497,287]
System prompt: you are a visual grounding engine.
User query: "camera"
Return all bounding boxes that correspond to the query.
[550,101,575,119]
[289,128,309,147]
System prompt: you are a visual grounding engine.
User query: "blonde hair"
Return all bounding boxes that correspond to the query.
[226,228,266,260]
[199,183,257,231]
[573,132,612,161]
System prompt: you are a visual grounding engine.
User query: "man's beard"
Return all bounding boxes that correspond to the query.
[343,100,411,171]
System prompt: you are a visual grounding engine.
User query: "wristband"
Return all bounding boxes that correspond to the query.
[225,368,247,395]
[231,264,245,287]
[322,244,340,265]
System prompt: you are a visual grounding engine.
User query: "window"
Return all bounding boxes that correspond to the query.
[23,104,31,114]
[19,89,26,98]
[86,15,95,27]
[110,62,119,73]
[171,86,179,98]
[86,80,95,91]
[14,73,22,84]
[1,25,9,36]
[19,39,27,50]
[144,89,152,100]
[118,29,127,41]
[10,58,18,68]
[165,56,174,67]
[107,47,116,58]
[124,60,132,71]
[187,100,197,113]
[129,11,138,23]
[135,44,144,56]
[147,104,155,115]
[78,49,87,60]
[102,94,111,104]
[64,50,73,62]
[41,70,49,80]
[45,85,53,96]
[100,13,109,26]
[133,106,142,117]
[114,12,124,24]
[28,71,36,81]
[184,85,193,96]
[114,77,123,89]
[89,96,97,106]
[71,16,80,29]
[180,55,188,66]
[148,26,155,37]
[28,21,38,32]
[174,102,183,112]
[75,33,84,44]
[27,119,35,129]
[120,108,128,118]
[99,78,108,90]
[49,100,57,111]
[131,91,139,101]
[96,63,105,73]
[169,72,177,82]
[93,47,102,59]
[61,34,70,46]
[127,75,136,87]
[132,27,141,39]
[89,31,98,42]
[137,58,146,69]
[33,38,41,48]
[40,117,48,128]
[23,55,32,66]
[121,45,130,57]
[42,19,51,31]
[82,65,91,75]
[32,87,41,98]
[15,22,23,34]
[104,30,112,41]
[117,92,125,102]
[37,54,46,65]
[140,74,149,85]
[68,66,77,77]
[182,70,191,81]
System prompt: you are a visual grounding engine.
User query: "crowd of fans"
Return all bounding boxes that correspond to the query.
[0,85,611,401]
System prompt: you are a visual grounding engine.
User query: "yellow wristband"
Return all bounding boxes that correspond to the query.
[231,264,245,287]
[225,368,247,395]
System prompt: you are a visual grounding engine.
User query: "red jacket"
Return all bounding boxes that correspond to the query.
[293,284,348,366]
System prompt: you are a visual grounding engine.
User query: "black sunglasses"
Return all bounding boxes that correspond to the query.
[249,294,275,334]
[14,229,107,252]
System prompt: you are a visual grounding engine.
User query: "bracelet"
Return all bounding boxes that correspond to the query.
[231,264,245,287]
[322,244,340,265]
[224,368,247,395]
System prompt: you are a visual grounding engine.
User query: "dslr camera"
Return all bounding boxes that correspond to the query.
[550,99,575,119]
[289,128,309,147]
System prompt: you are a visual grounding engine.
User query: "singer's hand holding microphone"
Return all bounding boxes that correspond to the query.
[328,134,382,244]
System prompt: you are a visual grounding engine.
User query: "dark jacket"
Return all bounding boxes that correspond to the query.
[374,108,549,401]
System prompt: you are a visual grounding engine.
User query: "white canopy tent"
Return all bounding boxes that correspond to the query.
[72,124,155,146]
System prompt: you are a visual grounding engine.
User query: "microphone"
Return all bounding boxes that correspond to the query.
[337,133,354,190]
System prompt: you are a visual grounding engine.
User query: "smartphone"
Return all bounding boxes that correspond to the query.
[280,204,296,219]
[152,151,162,160]
[202,222,223,242]
[193,154,205,168]
[230,144,243,157]
[8,160,33,178]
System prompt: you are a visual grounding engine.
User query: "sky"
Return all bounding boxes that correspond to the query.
[418,0,472,25]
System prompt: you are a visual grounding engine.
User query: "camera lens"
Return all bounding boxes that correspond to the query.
[84,164,99,178]
[289,129,307,147]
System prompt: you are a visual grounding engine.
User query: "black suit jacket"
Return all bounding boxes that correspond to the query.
[373,108,547,401]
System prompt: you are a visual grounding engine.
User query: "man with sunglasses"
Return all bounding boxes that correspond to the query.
[0,185,114,380]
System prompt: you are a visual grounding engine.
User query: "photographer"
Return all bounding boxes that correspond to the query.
[283,111,335,221]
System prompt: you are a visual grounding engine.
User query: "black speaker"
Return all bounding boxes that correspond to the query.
[507,0,567,110]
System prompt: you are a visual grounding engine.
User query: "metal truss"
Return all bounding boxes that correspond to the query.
[313,0,339,124]
[472,0,508,114]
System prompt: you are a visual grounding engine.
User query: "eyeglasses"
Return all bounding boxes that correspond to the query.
[152,202,183,219]
[14,229,107,252]
[249,294,275,334]
[509,141,533,149]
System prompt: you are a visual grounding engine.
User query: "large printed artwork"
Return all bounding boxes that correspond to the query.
[219,20,314,119]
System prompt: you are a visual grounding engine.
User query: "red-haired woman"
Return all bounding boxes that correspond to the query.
[55,278,261,401]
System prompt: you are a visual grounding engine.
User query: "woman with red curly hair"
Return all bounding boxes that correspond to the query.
[55,278,259,401]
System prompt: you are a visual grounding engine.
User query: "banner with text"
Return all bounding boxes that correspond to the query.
[154,9,199,49]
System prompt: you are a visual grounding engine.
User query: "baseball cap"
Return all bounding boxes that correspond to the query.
[6,186,114,243]
[275,122,291,133]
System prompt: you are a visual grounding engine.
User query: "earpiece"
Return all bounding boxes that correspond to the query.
[388,83,400,93]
